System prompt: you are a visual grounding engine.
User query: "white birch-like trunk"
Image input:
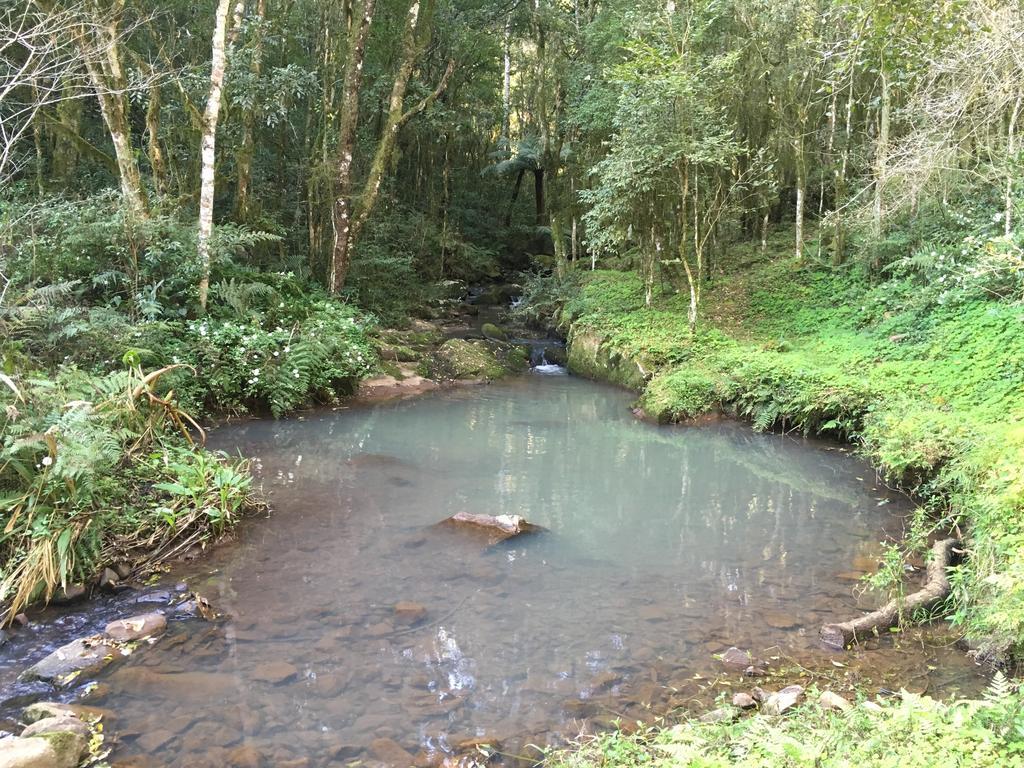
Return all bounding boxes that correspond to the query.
[197,0,243,310]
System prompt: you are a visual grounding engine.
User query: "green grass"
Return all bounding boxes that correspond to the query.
[548,684,1024,768]
[559,231,1024,657]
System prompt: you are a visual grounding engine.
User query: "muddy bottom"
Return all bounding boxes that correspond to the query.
[1,375,987,766]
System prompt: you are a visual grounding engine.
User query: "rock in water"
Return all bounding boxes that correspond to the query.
[0,736,63,768]
[434,512,546,545]
[104,612,167,642]
[20,636,123,686]
[250,661,298,684]
[393,602,427,626]
[21,716,92,741]
[763,685,804,715]
[719,646,767,675]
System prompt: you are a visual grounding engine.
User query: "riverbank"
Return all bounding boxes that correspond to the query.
[559,230,1024,659]
[542,231,1024,766]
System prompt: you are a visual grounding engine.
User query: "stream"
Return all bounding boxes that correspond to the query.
[0,371,987,766]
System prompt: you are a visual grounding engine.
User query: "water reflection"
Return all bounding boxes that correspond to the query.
[0,376,986,766]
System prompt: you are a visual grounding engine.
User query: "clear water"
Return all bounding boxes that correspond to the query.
[0,375,985,766]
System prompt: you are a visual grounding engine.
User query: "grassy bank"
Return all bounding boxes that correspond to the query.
[549,682,1024,767]
[558,230,1024,658]
[542,229,1024,766]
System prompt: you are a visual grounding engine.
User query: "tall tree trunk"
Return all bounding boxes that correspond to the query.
[197,0,244,310]
[348,2,453,250]
[832,85,853,266]
[235,0,268,221]
[505,167,525,226]
[533,167,545,225]
[51,83,82,182]
[329,0,377,294]
[74,4,148,216]
[1005,92,1022,237]
[873,70,890,240]
[795,132,805,263]
[145,85,168,195]
[500,13,512,154]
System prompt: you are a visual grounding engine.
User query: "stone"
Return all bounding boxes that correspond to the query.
[369,737,414,766]
[751,687,769,703]
[21,716,92,742]
[50,584,87,605]
[393,602,427,626]
[763,685,804,715]
[435,512,546,545]
[98,568,120,591]
[0,629,8,648]
[108,669,236,701]
[716,651,765,671]
[21,636,122,686]
[0,736,63,768]
[14,614,29,627]
[699,706,740,724]
[134,591,172,605]
[732,692,757,709]
[423,339,517,381]
[34,731,88,768]
[22,703,106,725]
[226,745,264,768]
[251,661,298,684]
[819,691,853,712]
[481,323,508,341]
[134,729,175,752]
[761,610,799,630]
[104,613,167,642]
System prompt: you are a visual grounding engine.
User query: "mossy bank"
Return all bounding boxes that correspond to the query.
[557,232,1024,660]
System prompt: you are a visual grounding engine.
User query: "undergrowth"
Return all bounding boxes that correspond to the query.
[548,683,1024,767]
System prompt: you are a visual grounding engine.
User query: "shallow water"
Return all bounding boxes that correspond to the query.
[0,375,987,766]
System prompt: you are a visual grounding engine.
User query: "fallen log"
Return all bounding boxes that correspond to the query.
[820,537,960,650]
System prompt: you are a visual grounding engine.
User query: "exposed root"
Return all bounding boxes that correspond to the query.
[820,538,960,650]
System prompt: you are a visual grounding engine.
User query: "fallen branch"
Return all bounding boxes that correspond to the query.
[820,538,960,650]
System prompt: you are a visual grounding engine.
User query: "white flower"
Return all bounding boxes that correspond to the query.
[252,368,260,375]
[41,456,53,467]
[292,369,300,378]
[273,351,279,357]
[284,346,290,353]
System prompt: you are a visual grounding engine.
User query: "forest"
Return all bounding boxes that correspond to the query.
[2,0,1024,766]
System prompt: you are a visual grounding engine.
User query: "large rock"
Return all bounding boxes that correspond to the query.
[104,612,167,642]
[566,330,648,390]
[481,323,509,341]
[0,731,89,768]
[434,512,546,546]
[0,736,64,768]
[21,637,123,686]
[421,339,524,381]
[21,716,92,741]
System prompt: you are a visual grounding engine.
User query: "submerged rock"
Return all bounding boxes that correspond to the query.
[718,646,767,676]
[49,585,87,606]
[21,636,123,686]
[250,661,298,684]
[393,602,427,626]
